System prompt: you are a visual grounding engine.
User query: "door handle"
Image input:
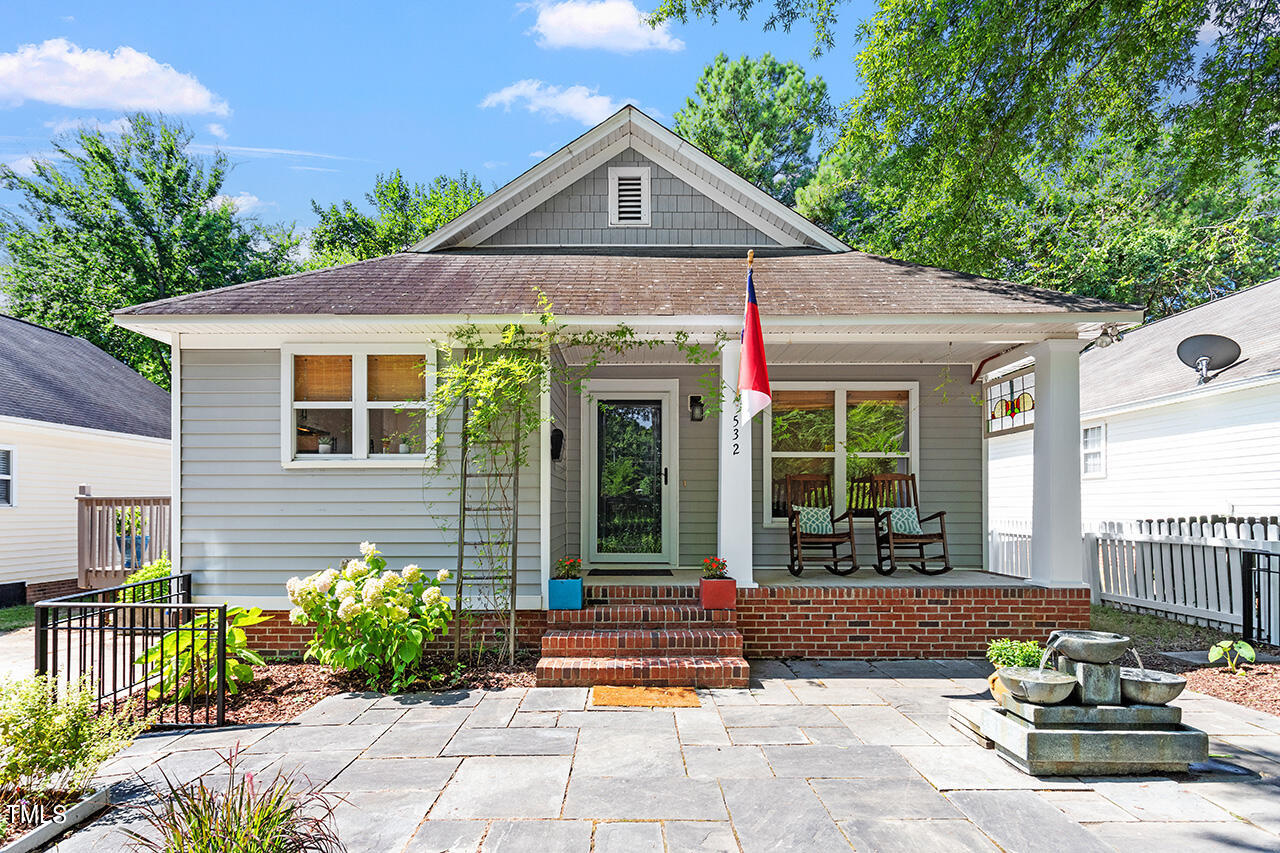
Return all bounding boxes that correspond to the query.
[663,467,669,485]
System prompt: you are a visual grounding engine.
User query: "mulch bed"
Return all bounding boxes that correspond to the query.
[1149,654,1280,718]
[223,651,537,725]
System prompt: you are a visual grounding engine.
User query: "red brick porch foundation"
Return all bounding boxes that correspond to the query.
[245,610,548,658]
[244,584,1088,660]
[736,585,1091,658]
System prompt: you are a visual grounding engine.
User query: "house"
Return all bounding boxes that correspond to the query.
[988,279,1280,531]
[113,107,1140,683]
[0,315,171,604]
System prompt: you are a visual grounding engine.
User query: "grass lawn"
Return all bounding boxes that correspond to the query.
[1090,603,1237,659]
[0,604,35,632]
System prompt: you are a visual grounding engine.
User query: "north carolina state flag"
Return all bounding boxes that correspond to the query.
[738,265,771,420]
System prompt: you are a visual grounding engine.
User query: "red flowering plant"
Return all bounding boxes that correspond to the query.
[554,557,583,580]
[702,557,729,579]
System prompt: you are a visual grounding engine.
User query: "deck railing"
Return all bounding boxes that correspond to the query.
[77,484,171,588]
[35,573,227,728]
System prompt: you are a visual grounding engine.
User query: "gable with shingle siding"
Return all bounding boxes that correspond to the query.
[482,149,779,248]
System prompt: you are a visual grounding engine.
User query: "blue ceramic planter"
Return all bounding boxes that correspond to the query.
[548,577,584,610]
[116,534,150,569]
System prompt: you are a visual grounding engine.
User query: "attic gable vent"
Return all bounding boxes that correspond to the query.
[608,166,651,227]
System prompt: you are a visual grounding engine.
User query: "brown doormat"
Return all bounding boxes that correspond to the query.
[591,686,701,707]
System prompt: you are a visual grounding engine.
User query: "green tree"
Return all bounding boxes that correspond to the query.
[0,113,298,387]
[307,170,486,266]
[654,0,1279,273]
[674,53,832,205]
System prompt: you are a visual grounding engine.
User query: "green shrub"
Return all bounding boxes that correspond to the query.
[136,607,268,702]
[986,638,1044,668]
[124,748,343,853]
[286,542,452,691]
[0,674,147,793]
[119,554,173,603]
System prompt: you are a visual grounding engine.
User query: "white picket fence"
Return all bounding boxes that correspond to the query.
[988,519,1033,579]
[989,517,1280,643]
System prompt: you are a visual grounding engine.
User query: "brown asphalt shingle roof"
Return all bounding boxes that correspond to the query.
[115,249,1136,318]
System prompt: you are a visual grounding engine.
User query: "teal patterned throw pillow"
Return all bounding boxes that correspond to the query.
[792,505,834,535]
[880,506,924,535]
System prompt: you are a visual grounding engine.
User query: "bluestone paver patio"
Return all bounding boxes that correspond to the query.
[51,660,1280,852]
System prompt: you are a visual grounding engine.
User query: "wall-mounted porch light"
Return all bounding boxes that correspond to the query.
[688,395,705,422]
[550,427,565,460]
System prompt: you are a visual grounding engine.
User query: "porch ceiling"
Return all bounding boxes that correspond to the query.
[562,338,1058,367]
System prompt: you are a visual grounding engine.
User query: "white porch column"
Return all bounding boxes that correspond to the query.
[1029,338,1085,587]
[717,341,756,587]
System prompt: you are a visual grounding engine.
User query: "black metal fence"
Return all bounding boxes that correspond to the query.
[34,573,227,727]
[1242,550,1280,646]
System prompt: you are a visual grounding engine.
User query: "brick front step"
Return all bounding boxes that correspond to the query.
[584,584,701,606]
[541,628,744,658]
[536,655,750,688]
[546,605,735,629]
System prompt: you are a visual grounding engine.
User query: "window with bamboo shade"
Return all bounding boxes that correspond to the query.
[283,346,434,466]
[368,355,424,402]
[294,355,352,401]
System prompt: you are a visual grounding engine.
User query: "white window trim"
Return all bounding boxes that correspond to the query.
[1082,422,1107,480]
[280,343,436,469]
[762,381,920,528]
[0,445,13,508]
[607,165,651,227]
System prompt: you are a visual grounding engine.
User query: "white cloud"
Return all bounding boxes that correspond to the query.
[43,116,129,135]
[0,38,229,115]
[529,1,684,52]
[529,149,550,158]
[194,143,352,161]
[206,122,228,139]
[208,191,272,214]
[289,165,340,173]
[480,79,627,125]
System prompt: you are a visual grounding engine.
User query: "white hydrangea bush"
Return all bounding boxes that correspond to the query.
[286,542,451,690]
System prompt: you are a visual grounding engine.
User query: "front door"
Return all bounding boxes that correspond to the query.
[584,381,677,564]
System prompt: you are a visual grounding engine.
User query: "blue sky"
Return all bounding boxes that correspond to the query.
[0,1,876,230]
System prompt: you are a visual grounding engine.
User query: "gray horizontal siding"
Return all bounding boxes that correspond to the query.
[483,149,778,247]
[565,362,983,570]
[180,349,542,604]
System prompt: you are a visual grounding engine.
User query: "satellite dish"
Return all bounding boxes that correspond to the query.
[1177,334,1241,384]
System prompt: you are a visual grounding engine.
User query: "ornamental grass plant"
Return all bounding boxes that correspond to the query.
[286,542,452,691]
[124,748,344,853]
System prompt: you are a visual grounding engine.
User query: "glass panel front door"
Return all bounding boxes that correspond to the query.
[595,399,665,559]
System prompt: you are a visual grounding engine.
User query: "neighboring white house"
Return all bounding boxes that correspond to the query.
[0,315,171,603]
[988,279,1280,529]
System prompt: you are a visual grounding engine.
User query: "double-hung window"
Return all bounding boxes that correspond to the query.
[281,345,435,468]
[0,447,12,507]
[1081,424,1106,478]
[763,383,918,523]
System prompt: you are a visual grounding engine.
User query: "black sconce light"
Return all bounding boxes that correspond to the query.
[688,395,705,422]
[550,427,565,460]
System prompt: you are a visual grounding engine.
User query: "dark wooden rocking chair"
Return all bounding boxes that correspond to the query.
[866,473,953,576]
[783,474,859,577]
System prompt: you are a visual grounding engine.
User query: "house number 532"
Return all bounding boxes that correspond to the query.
[732,413,741,455]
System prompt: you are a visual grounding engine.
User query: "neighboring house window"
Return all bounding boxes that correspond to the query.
[1082,424,1106,478]
[763,383,919,523]
[608,166,651,226]
[0,447,12,507]
[281,345,435,468]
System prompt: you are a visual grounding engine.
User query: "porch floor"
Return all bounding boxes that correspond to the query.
[582,568,1030,589]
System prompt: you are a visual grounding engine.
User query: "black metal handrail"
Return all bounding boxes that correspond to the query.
[1241,550,1279,646]
[34,573,227,728]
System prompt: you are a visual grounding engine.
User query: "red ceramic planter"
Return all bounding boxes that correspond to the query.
[699,577,737,610]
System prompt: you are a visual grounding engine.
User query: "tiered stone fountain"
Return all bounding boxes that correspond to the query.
[951,630,1209,775]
